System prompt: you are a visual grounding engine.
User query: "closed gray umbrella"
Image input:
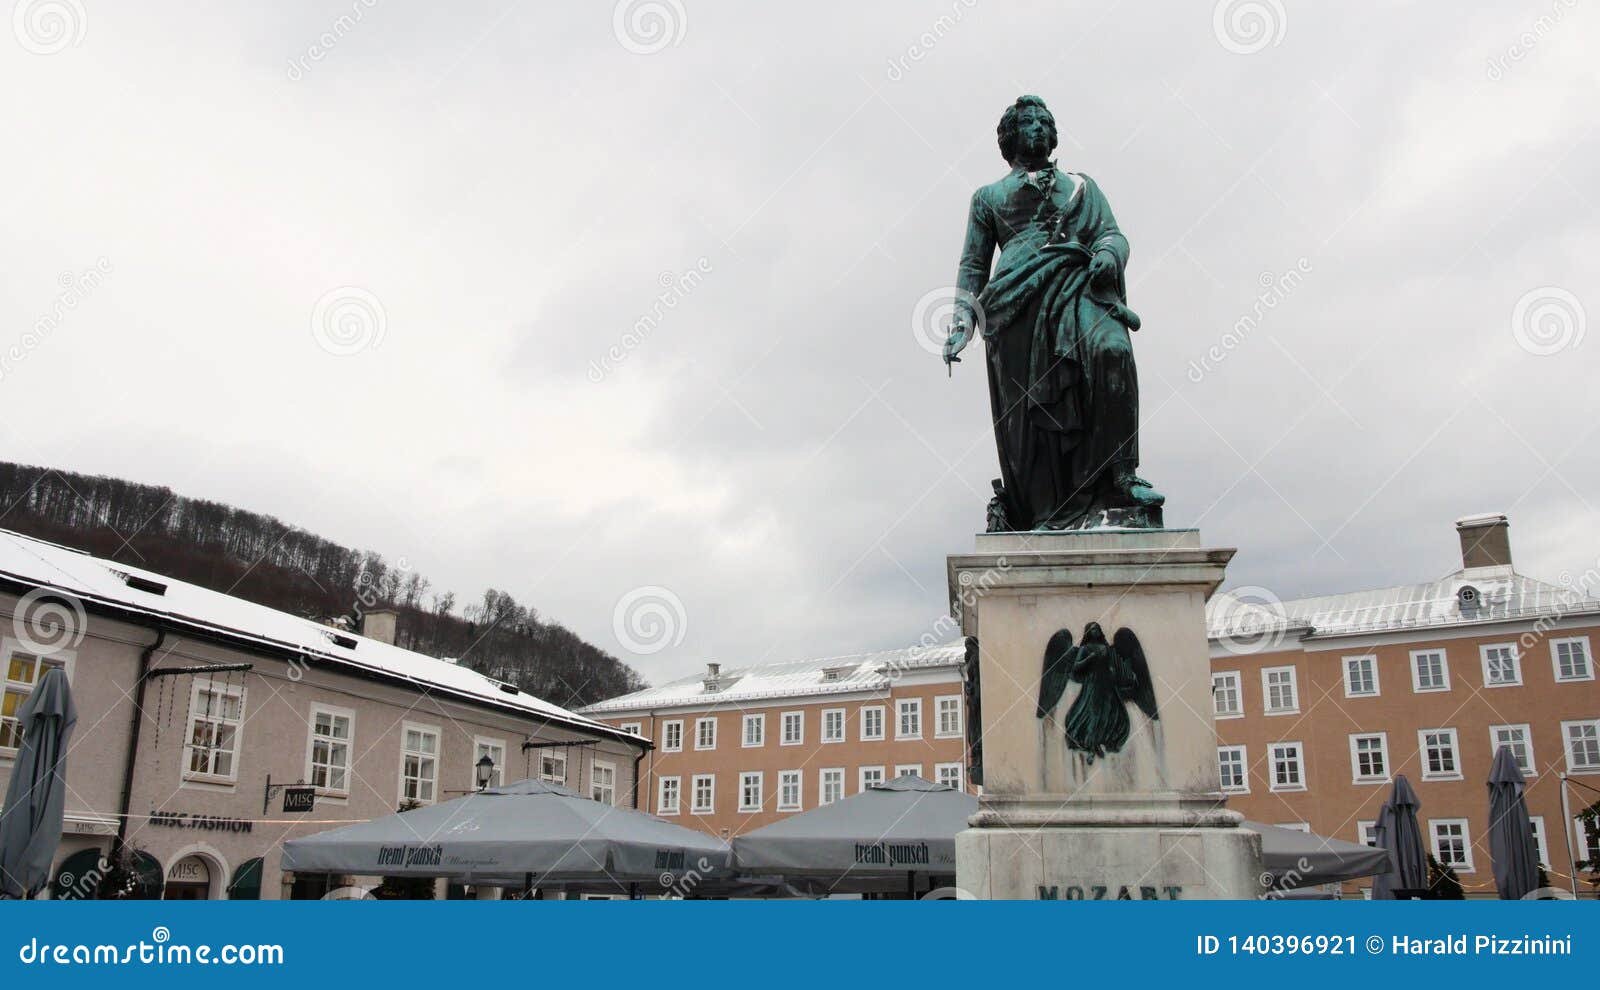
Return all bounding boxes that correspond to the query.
[733,776,975,895]
[1487,745,1539,900]
[0,668,77,898]
[1242,821,1393,890]
[281,778,731,894]
[1371,774,1427,899]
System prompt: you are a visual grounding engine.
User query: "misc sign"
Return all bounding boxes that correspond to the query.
[282,787,316,813]
[148,811,254,833]
[167,857,210,884]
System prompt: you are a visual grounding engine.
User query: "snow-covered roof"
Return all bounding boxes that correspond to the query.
[0,528,640,745]
[580,642,966,715]
[1207,568,1600,644]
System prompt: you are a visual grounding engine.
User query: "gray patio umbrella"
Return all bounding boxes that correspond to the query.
[1486,745,1539,900]
[0,668,78,898]
[732,776,976,896]
[1243,821,1393,891]
[1371,774,1427,899]
[281,778,732,894]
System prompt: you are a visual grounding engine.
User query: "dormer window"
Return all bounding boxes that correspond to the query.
[821,664,856,682]
[1458,585,1480,614]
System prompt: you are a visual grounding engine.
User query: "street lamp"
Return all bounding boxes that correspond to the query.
[476,754,496,792]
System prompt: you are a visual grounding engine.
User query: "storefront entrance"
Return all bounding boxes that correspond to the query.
[162,856,211,900]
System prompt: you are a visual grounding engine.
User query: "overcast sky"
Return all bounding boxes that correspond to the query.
[2,1,1595,688]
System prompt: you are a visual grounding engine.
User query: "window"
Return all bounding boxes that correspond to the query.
[1343,655,1379,697]
[619,721,642,736]
[1410,649,1450,692]
[739,771,763,811]
[859,765,885,791]
[1269,742,1305,791]
[695,716,717,750]
[0,646,70,750]
[658,776,681,815]
[662,720,683,752]
[1430,819,1473,871]
[1212,671,1242,718]
[821,708,845,743]
[1419,728,1462,781]
[473,737,506,789]
[861,705,885,741]
[1562,719,1600,772]
[742,714,765,748]
[935,762,963,790]
[1216,746,1247,793]
[1528,817,1550,867]
[1357,821,1378,847]
[780,711,804,746]
[935,695,962,738]
[1349,733,1389,784]
[1489,724,1534,775]
[305,704,353,795]
[399,722,440,804]
[895,763,923,779]
[539,750,567,784]
[819,768,844,805]
[1579,816,1600,867]
[1262,667,1298,714]
[1481,644,1521,687]
[1552,637,1594,682]
[896,698,922,739]
[591,761,616,805]
[778,770,802,811]
[185,679,246,784]
[691,773,714,814]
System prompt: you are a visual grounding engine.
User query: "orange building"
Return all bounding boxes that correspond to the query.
[1208,513,1600,897]
[581,645,969,838]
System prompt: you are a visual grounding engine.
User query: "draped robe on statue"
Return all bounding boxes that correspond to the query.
[956,166,1147,531]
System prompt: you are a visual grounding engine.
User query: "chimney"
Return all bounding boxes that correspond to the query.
[361,608,400,645]
[1455,513,1512,570]
[703,662,722,692]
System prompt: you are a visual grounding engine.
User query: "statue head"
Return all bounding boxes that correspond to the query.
[1082,621,1107,644]
[997,95,1057,167]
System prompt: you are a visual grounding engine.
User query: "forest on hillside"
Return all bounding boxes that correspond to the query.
[0,462,647,708]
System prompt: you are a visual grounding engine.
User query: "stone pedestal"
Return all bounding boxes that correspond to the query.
[949,529,1264,899]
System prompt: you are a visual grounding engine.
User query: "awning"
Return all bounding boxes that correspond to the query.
[1243,821,1393,890]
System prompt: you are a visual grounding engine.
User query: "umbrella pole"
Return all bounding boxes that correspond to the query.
[907,871,915,899]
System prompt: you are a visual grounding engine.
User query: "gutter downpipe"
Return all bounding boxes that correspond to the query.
[112,626,166,862]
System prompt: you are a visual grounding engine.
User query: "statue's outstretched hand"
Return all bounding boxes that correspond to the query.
[943,321,972,368]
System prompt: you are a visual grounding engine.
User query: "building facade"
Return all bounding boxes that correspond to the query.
[582,645,970,838]
[1209,514,1600,896]
[0,528,647,899]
